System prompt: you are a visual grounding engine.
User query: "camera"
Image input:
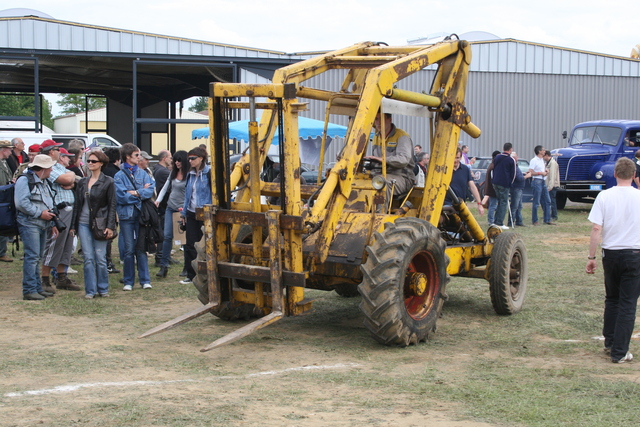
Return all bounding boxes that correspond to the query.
[179,222,186,232]
[49,209,67,232]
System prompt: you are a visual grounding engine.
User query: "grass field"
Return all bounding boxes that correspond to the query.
[1,203,639,427]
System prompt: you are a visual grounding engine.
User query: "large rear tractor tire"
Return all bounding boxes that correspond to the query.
[358,218,449,346]
[192,226,264,321]
[488,232,527,315]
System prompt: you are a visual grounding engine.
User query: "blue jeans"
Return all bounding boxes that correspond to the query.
[531,179,551,224]
[160,207,178,267]
[77,223,109,296]
[602,249,640,361]
[549,187,558,220]
[493,184,510,226]
[18,217,49,295]
[509,187,524,226]
[487,197,498,225]
[120,212,150,286]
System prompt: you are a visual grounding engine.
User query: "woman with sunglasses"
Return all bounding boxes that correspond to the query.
[155,150,189,278]
[180,147,211,285]
[70,150,116,298]
[114,143,155,291]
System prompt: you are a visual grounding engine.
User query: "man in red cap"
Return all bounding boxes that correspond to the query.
[40,140,80,293]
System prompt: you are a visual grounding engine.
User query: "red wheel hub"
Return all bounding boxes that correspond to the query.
[404,251,439,320]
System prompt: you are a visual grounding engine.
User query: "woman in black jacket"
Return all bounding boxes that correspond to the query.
[71,149,117,298]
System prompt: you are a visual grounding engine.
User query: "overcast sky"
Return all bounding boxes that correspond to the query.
[6,0,640,114]
[10,0,639,56]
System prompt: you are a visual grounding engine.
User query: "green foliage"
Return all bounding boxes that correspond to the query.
[0,93,53,129]
[188,96,208,113]
[57,93,106,115]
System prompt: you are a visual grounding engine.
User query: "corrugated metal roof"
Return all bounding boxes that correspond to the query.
[469,39,640,77]
[0,16,296,59]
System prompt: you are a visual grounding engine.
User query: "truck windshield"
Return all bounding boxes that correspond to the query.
[569,126,621,146]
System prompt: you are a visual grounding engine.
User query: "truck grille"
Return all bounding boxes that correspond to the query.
[558,155,606,181]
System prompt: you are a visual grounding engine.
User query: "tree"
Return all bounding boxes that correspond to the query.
[188,96,208,113]
[41,98,54,129]
[0,93,54,130]
[57,94,106,115]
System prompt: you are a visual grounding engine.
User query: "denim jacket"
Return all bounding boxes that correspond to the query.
[114,166,155,220]
[14,170,55,229]
[182,164,212,215]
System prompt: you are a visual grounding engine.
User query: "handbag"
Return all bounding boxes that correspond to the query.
[87,179,117,241]
[91,215,118,241]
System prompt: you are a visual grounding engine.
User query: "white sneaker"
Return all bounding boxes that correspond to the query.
[122,285,133,291]
[179,278,192,285]
[142,283,152,289]
[500,225,510,230]
[613,352,633,364]
[67,267,78,274]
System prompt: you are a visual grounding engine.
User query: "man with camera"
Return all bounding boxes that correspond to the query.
[14,155,60,300]
[39,140,81,292]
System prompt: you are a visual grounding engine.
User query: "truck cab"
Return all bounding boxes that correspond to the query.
[553,120,640,209]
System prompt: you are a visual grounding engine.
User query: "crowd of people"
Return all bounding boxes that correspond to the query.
[473,143,560,228]
[1,137,211,300]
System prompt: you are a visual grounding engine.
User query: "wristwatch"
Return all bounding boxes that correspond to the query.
[587,256,596,260]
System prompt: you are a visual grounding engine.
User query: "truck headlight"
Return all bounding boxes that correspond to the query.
[595,171,603,179]
[372,175,386,190]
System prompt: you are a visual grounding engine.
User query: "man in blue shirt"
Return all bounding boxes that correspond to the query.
[492,143,517,228]
[445,148,484,216]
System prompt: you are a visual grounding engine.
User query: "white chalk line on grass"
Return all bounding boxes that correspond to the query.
[4,363,361,397]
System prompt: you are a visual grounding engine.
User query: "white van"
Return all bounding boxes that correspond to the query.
[51,134,122,151]
[0,132,121,151]
[0,131,53,149]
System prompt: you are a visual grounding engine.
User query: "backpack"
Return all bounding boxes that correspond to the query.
[0,182,18,237]
[0,173,37,237]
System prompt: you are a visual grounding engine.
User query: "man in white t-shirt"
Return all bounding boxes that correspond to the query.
[528,145,554,225]
[586,157,640,364]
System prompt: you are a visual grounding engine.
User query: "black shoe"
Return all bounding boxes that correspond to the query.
[23,293,45,300]
[169,258,181,265]
[119,278,125,284]
[39,290,55,297]
[107,264,121,274]
[156,266,169,278]
[179,269,188,277]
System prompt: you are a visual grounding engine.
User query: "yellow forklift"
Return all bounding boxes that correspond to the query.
[141,38,527,351]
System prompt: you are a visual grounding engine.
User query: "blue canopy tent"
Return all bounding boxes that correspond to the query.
[191,117,348,166]
[191,116,348,142]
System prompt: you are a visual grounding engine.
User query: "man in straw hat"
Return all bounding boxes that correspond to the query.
[14,154,60,300]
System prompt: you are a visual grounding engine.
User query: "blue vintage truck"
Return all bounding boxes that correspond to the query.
[553,120,640,209]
